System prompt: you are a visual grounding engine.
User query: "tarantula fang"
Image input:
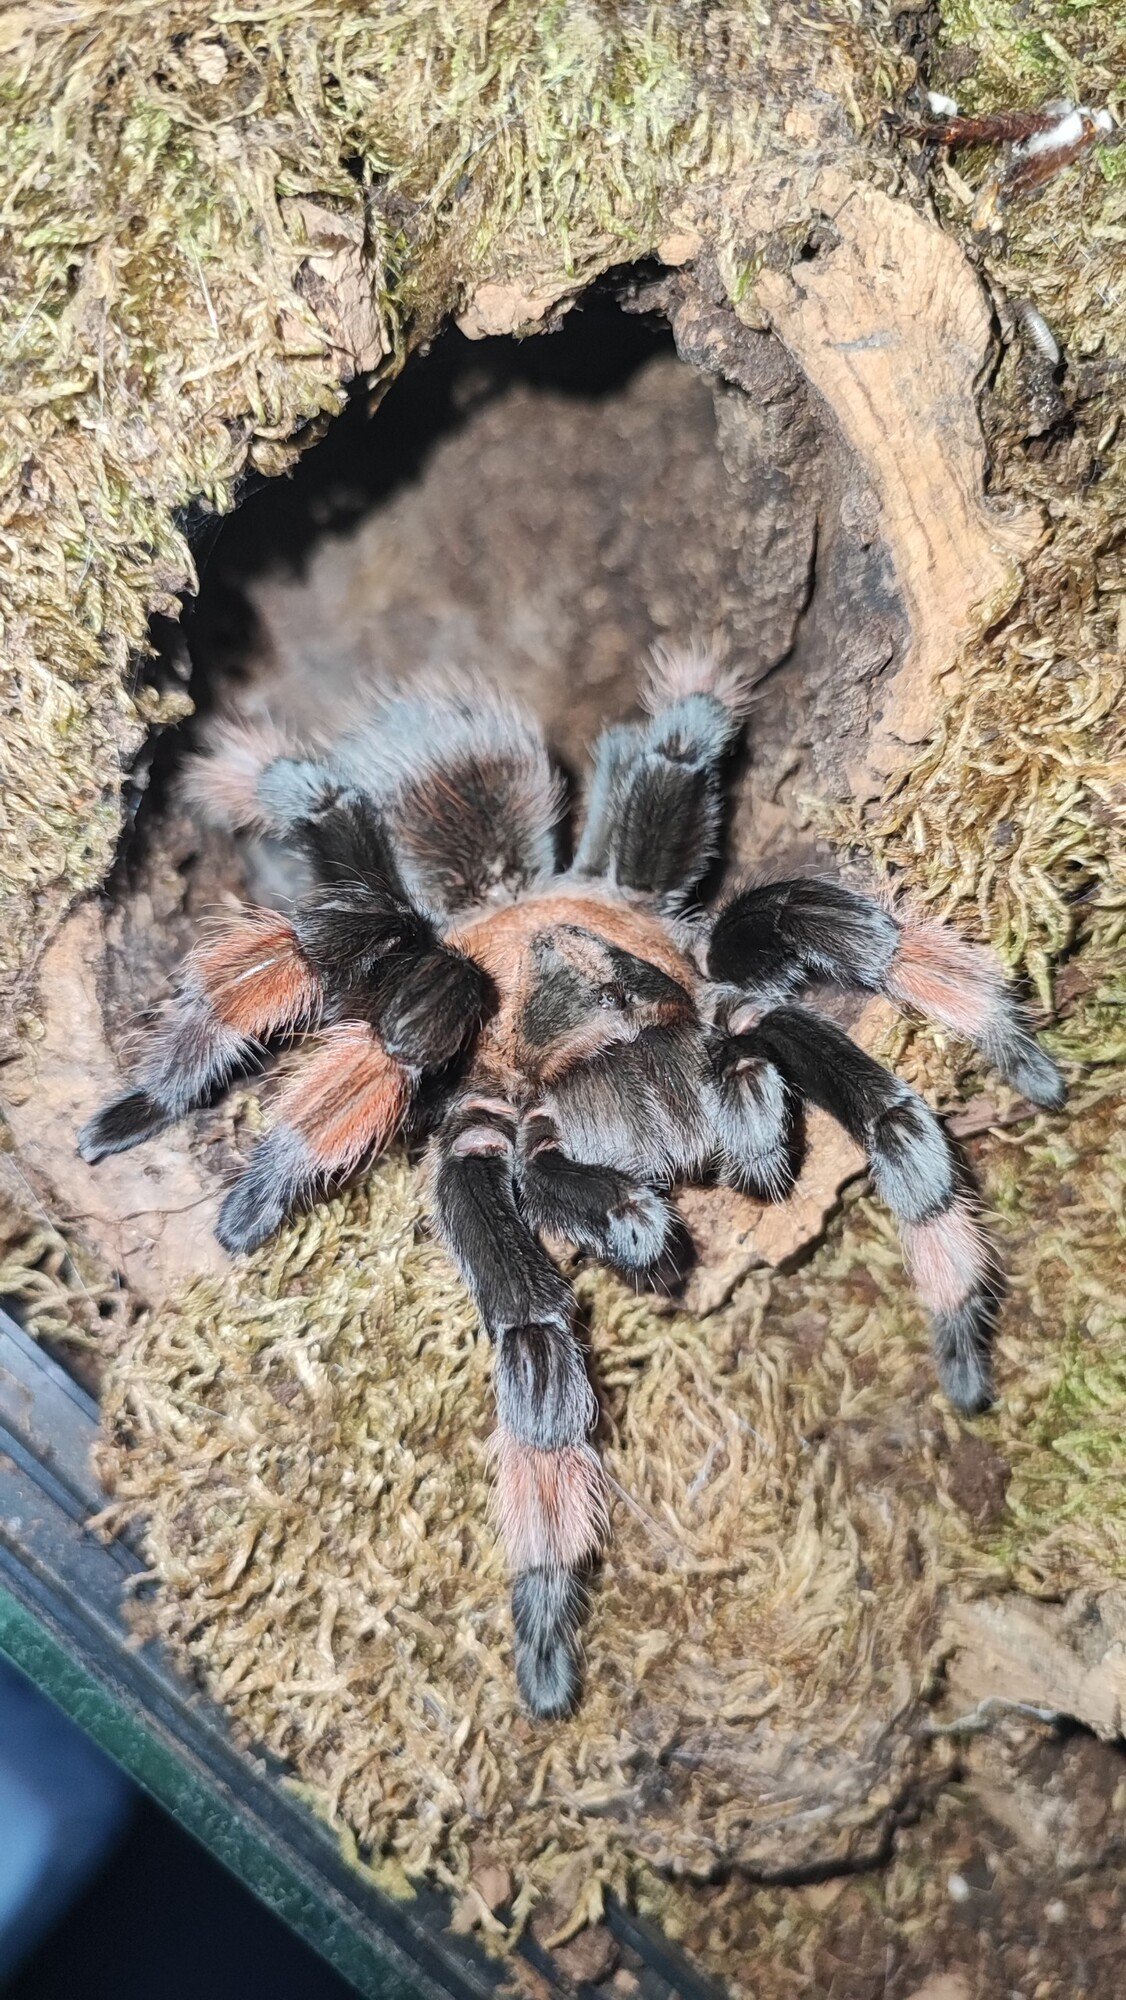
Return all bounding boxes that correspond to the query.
[79,645,1065,1718]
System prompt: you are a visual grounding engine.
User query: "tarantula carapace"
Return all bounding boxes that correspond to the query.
[80,645,1065,1717]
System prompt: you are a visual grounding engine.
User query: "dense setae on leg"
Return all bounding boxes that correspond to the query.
[884,915,1064,1109]
[749,1007,955,1222]
[289,792,494,1069]
[78,911,322,1162]
[899,1199,1000,1416]
[495,1331,606,1719]
[189,679,563,918]
[704,1033,794,1200]
[747,1006,996,1410]
[544,1022,713,1183]
[515,1110,672,1274]
[81,785,489,1205]
[182,715,338,835]
[572,641,750,905]
[328,680,562,915]
[429,1096,605,1717]
[216,1023,412,1254]
[708,878,900,1006]
[429,1099,575,1338]
[708,879,1065,1108]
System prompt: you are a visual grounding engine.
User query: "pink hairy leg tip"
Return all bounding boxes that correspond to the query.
[491,1434,607,1572]
[901,1200,992,1313]
[886,920,1004,1038]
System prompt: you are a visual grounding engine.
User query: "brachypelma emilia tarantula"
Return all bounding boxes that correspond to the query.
[79,645,1065,1717]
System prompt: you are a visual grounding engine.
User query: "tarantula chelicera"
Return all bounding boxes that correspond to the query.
[80,645,1065,1717]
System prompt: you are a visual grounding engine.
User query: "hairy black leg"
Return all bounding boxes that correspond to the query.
[571,719,718,901]
[510,1570,589,1722]
[704,1034,795,1200]
[80,796,488,1174]
[516,1111,671,1274]
[293,794,493,1071]
[293,787,411,895]
[331,678,562,915]
[750,1007,954,1221]
[78,1090,171,1159]
[708,879,1065,1108]
[429,1099,574,1337]
[216,1127,312,1256]
[747,1006,995,1410]
[571,642,748,905]
[708,879,900,1006]
[212,804,490,1255]
[189,681,561,918]
[428,1096,603,1718]
[572,711,733,905]
[77,912,323,1164]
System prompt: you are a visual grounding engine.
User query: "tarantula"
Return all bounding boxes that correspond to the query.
[79,646,1065,1718]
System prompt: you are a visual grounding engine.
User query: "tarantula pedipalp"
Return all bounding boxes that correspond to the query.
[79,646,1065,1718]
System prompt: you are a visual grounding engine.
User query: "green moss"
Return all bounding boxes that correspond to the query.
[938,0,1122,100]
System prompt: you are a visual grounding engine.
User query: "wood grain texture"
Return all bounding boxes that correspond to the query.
[754,176,1039,792]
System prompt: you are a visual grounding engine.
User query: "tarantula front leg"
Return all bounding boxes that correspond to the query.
[571,641,750,905]
[429,1095,606,1719]
[747,1006,997,1412]
[515,1110,672,1275]
[78,911,323,1162]
[708,879,1065,1109]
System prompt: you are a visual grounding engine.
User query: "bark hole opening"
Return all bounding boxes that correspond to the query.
[115,275,909,1024]
[18,270,936,1310]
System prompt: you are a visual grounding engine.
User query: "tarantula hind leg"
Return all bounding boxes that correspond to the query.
[708,879,1065,1110]
[749,1006,997,1411]
[516,1111,672,1274]
[78,911,322,1163]
[429,1096,606,1718]
[216,1023,411,1255]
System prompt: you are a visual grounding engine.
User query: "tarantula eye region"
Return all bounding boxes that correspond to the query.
[596,981,627,1011]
